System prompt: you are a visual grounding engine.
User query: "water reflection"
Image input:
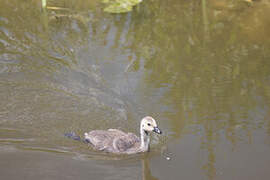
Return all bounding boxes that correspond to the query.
[142,156,159,180]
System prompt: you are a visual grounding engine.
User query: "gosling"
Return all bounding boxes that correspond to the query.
[84,116,162,154]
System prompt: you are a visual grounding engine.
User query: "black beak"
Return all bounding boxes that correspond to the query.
[153,127,162,134]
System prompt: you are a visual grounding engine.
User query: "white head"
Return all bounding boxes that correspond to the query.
[140,116,162,135]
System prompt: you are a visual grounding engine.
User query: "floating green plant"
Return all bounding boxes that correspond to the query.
[42,0,47,9]
[102,0,142,13]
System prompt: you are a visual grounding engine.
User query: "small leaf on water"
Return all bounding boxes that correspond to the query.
[102,0,143,13]
[104,4,133,13]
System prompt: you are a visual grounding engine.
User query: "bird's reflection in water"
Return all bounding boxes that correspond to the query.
[142,155,159,180]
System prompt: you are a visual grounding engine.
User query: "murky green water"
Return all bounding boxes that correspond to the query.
[1,0,270,179]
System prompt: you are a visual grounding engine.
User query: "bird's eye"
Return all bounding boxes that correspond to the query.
[147,123,151,126]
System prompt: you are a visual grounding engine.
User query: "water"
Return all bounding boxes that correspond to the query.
[1,0,270,179]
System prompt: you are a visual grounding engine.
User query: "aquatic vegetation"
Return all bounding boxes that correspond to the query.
[42,0,47,8]
[41,0,142,13]
[102,0,142,13]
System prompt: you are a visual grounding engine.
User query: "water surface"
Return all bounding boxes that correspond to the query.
[1,0,270,179]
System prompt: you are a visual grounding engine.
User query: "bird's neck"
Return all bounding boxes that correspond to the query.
[140,126,150,152]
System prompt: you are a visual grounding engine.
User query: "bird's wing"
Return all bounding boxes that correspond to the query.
[85,130,115,151]
[113,133,140,152]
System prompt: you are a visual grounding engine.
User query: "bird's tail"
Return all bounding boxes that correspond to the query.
[64,132,81,141]
[64,132,89,143]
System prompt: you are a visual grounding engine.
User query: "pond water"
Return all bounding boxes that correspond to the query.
[1,0,270,179]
